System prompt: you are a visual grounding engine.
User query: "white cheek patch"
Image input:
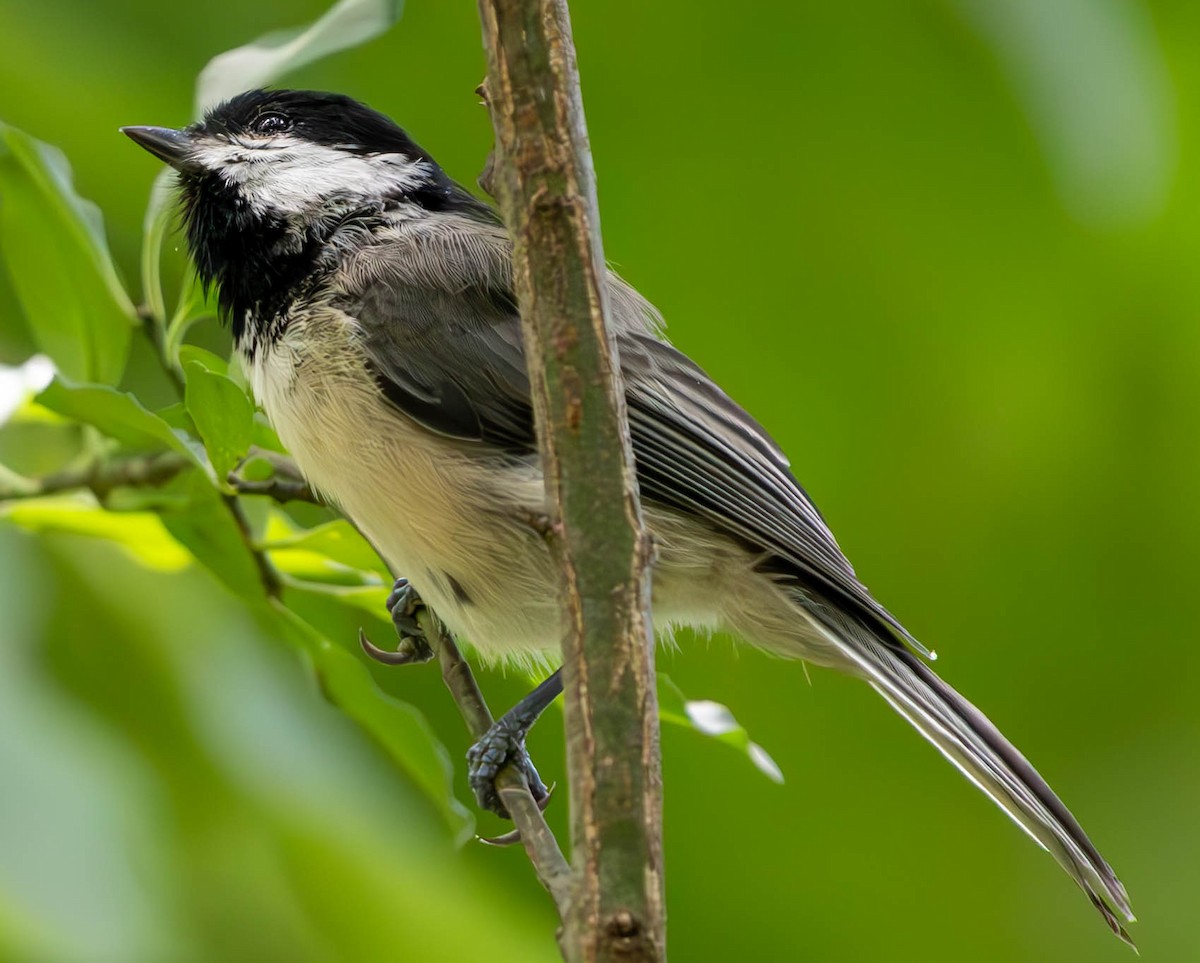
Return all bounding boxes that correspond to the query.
[195,137,432,215]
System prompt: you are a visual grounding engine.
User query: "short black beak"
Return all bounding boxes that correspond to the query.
[120,125,198,172]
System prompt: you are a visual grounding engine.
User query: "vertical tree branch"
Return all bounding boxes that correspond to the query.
[477,3,664,961]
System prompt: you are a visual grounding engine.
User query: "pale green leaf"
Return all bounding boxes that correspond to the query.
[139,169,174,329]
[195,0,405,114]
[283,578,389,617]
[164,273,217,362]
[1,496,192,571]
[659,675,784,783]
[36,378,201,462]
[264,518,389,579]
[0,124,135,385]
[271,550,378,586]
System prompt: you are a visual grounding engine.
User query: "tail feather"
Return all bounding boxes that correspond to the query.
[815,612,1135,946]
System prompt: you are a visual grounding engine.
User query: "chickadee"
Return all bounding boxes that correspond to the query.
[123,89,1133,942]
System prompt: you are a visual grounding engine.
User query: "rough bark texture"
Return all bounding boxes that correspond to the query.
[477,2,665,961]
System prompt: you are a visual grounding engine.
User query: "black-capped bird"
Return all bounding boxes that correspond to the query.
[123,89,1134,944]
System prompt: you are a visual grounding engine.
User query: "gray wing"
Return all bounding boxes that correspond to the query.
[617,331,926,652]
[344,265,923,652]
[347,267,535,452]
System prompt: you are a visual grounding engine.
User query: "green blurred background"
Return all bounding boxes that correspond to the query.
[2,0,1197,960]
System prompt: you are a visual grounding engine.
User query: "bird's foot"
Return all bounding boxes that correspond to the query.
[358,577,435,665]
[467,718,550,820]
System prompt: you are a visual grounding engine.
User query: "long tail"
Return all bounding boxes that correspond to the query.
[818,611,1135,945]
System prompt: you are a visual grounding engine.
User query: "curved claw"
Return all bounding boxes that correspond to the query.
[477,830,523,847]
[477,783,557,846]
[358,576,435,666]
[358,627,434,666]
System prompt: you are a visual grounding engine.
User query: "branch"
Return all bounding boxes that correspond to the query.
[0,447,321,510]
[0,451,191,502]
[425,611,572,909]
[477,3,664,961]
[228,448,322,505]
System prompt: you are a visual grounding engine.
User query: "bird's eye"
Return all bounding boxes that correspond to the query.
[252,112,291,135]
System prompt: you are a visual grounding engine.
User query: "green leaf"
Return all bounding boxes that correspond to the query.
[184,359,254,482]
[194,0,405,114]
[36,378,201,462]
[272,553,379,586]
[142,171,215,366]
[0,531,183,963]
[178,344,230,377]
[164,273,217,362]
[271,601,471,840]
[139,169,173,331]
[282,578,389,616]
[264,518,389,579]
[659,675,784,784]
[0,123,135,385]
[251,415,285,453]
[157,471,264,601]
[153,401,197,436]
[240,455,278,484]
[1,496,192,571]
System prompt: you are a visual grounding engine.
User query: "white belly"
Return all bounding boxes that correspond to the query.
[246,315,562,661]
[245,311,748,664]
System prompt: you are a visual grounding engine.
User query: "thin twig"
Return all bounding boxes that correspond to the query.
[223,492,283,599]
[228,475,320,503]
[228,449,322,505]
[0,451,191,503]
[424,610,572,912]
